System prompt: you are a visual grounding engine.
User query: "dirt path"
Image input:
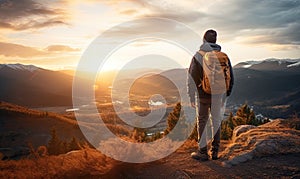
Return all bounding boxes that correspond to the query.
[96,143,300,179]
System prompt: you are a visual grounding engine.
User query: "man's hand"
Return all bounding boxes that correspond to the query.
[191,102,196,108]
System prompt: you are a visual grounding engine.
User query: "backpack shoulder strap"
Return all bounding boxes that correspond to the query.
[198,50,206,57]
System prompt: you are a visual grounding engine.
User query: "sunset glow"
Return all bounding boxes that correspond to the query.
[0,0,299,70]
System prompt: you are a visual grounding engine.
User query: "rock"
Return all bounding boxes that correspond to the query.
[232,125,257,141]
[220,118,300,166]
[227,151,254,166]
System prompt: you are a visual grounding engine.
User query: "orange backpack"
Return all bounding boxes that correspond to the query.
[199,50,231,94]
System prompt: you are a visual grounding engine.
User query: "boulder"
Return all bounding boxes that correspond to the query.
[232,125,257,141]
[221,119,300,167]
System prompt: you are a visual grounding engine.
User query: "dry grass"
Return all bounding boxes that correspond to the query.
[0,101,77,125]
[0,148,115,178]
[220,118,300,167]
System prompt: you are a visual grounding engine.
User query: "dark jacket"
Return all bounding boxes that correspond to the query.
[187,42,234,103]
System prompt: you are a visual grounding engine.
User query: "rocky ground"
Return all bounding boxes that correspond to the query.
[100,148,300,179]
[0,118,299,178]
[100,118,300,178]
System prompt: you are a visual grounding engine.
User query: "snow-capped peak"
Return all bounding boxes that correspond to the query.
[287,61,300,68]
[0,63,41,72]
[235,58,300,69]
[234,60,263,68]
[264,58,300,65]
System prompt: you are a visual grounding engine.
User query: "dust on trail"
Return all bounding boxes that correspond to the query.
[99,148,300,178]
[99,119,300,178]
[99,140,300,179]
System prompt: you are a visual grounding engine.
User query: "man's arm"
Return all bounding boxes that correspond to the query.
[227,59,234,96]
[187,52,203,104]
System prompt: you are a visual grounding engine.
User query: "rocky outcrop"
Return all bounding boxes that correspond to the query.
[231,125,257,141]
[221,118,300,167]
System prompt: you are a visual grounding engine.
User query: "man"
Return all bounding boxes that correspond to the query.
[187,29,234,161]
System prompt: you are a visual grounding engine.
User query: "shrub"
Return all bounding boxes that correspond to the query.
[221,104,270,140]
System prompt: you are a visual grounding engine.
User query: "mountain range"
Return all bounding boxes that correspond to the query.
[0,64,73,107]
[230,59,300,118]
[0,58,299,118]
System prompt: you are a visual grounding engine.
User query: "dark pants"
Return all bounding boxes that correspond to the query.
[197,96,225,153]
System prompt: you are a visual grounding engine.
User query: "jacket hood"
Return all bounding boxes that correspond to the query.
[200,42,221,52]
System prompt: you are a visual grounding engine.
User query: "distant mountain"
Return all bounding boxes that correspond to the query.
[234,58,300,72]
[120,58,300,118]
[0,64,164,107]
[1,59,299,118]
[230,58,300,118]
[0,63,41,72]
[0,64,73,107]
[111,68,186,105]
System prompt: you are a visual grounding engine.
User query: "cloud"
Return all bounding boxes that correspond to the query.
[227,0,299,29]
[0,42,45,57]
[123,0,205,23]
[120,9,138,16]
[200,0,300,45]
[45,45,80,52]
[0,42,80,58]
[0,0,67,30]
[141,1,206,23]
[244,23,300,46]
[101,0,145,6]
[102,0,206,23]
[106,0,300,47]
[142,11,205,23]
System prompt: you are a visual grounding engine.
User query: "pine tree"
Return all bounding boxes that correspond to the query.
[221,120,233,140]
[47,129,62,155]
[235,104,257,126]
[220,104,270,140]
[248,110,257,125]
[68,136,81,151]
[164,102,188,141]
[60,141,68,154]
[164,102,181,135]
[227,112,235,130]
[188,120,198,141]
[132,127,146,142]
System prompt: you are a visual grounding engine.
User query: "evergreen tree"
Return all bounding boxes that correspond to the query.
[164,102,182,135]
[188,123,198,141]
[221,120,233,140]
[227,112,235,130]
[164,102,188,141]
[47,129,62,155]
[60,141,68,154]
[132,127,147,142]
[68,136,81,151]
[220,104,269,140]
[235,104,257,126]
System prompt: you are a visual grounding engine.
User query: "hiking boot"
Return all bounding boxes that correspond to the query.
[191,150,209,161]
[211,151,218,160]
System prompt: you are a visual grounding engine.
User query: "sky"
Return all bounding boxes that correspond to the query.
[0,0,299,71]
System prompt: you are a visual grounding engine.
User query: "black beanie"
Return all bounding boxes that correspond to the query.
[203,29,217,43]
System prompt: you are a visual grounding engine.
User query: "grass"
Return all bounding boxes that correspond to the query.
[0,148,114,178]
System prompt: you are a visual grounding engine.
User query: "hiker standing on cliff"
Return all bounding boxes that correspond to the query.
[187,29,234,161]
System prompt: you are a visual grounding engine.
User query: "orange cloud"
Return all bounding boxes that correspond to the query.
[45,45,80,52]
[120,9,138,15]
[0,42,45,57]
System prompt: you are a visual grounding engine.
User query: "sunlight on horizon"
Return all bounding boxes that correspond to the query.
[97,40,192,72]
[0,1,299,70]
